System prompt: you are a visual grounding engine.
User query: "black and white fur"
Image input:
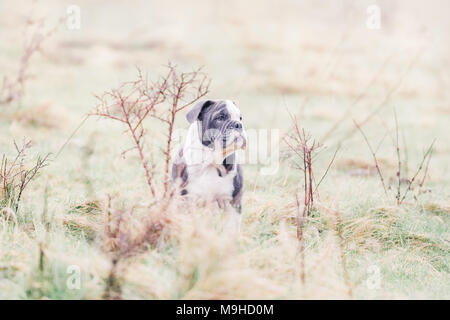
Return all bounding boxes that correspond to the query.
[172,100,246,224]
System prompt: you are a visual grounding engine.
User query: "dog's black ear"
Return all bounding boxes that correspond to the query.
[186,100,214,123]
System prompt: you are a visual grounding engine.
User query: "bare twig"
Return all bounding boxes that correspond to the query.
[337,49,423,145]
[284,114,322,215]
[393,108,401,205]
[321,54,392,142]
[91,64,210,199]
[0,9,62,106]
[419,148,433,188]
[313,145,340,195]
[158,63,210,196]
[401,128,409,178]
[91,68,171,197]
[353,120,388,197]
[101,197,171,299]
[399,139,436,204]
[0,139,50,213]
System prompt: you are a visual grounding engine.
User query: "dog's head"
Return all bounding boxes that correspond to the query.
[187,100,247,154]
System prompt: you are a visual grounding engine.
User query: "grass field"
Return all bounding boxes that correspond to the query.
[0,0,449,299]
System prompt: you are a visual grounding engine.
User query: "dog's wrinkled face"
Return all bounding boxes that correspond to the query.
[187,100,247,152]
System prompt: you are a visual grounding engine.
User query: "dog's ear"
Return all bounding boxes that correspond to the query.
[186,100,214,123]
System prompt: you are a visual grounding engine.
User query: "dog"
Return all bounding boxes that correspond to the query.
[171,100,247,227]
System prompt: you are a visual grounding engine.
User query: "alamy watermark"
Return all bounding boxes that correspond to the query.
[366,265,381,290]
[172,128,280,175]
[366,4,381,30]
[66,264,81,290]
[66,5,81,30]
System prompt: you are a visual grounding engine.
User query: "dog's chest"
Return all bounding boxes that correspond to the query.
[186,166,235,201]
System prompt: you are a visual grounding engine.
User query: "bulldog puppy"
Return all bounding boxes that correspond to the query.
[171,100,247,227]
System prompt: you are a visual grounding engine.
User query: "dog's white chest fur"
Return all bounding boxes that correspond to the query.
[186,166,235,202]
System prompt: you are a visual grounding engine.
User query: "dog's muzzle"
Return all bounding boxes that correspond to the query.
[222,121,247,150]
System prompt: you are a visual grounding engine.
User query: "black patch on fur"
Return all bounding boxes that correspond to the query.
[171,148,188,195]
[232,164,243,214]
[197,100,215,121]
[199,101,231,147]
[223,154,235,173]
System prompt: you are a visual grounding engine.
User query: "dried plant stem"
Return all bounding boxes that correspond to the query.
[127,120,156,197]
[103,258,122,300]
[339,50,423,144]
[161,65,209,196]
[92,64,209,199]
[393,108,401,205]
[419,148,433,188]
[399,139,435,204]
[0,140,50,213]
[313,145,340,195]
[0,11,62,106]
[283,112,323,216]
[353,120,388,197]
[321,55,392,142]
[401,128,409,177]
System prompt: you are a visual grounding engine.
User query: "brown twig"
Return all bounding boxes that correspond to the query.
[158,63,210,196]
[337,49,423,145]
[91,64,210,199]
[313,145,340,195]
[321,54,392,142]
[393,108,401,205]
[0,9,62,106]
[0,139,50,213]
[91,68,170,197]
[419,148,433,188]
[285,110,338,216]
[283,114,321,215]
[401,128,409,178]
[353,119,389,197]
[399,139,436,204]
[101,196,171,299]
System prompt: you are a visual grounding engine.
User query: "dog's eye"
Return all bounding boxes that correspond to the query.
[240,116,243,121]
[216,114,225,121]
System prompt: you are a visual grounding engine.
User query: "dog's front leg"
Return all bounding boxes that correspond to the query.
[223,202,241,234]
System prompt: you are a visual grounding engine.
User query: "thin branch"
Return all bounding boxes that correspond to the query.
[353,119,389,197]
[400,139,436,204]
[419,148,433,188]
[393,107,401,205]
[313,145,340,195]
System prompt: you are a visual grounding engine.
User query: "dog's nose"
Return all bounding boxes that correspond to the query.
[228,121,242,130]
